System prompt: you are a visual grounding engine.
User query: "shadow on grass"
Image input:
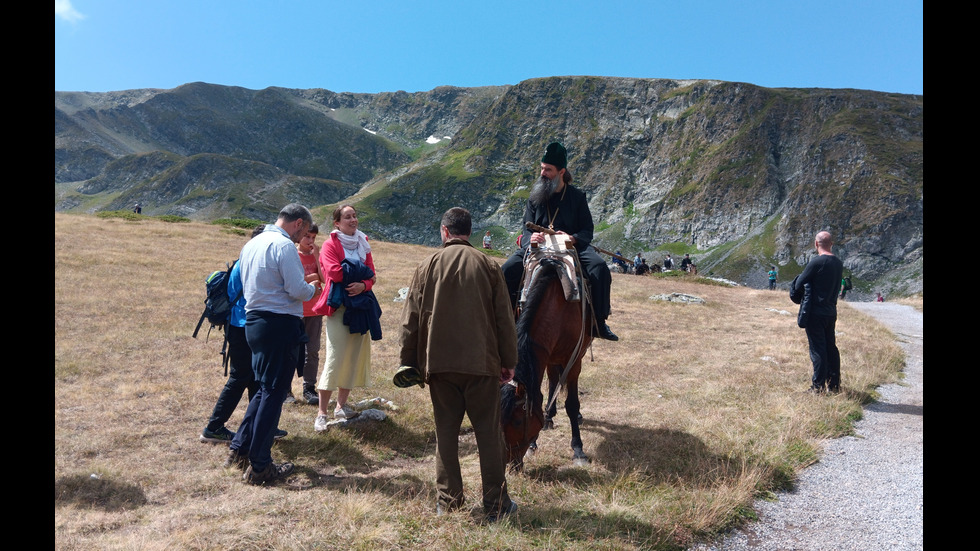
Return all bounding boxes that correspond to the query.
[269,417,435,498]
[516,505,678,550]
[291,467,431,501]
[55,473,147,511]
[522,416,794,499]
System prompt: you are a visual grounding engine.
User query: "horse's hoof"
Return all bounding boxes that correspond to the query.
[543,419,555,431]
[572,456,590,467]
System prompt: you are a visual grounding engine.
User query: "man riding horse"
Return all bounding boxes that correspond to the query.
[502,142,618,341]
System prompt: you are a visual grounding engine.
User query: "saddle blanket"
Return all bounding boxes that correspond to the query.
[519,234,582,305]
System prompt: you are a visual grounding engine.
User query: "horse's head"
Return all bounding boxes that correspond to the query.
[500,380,545,470]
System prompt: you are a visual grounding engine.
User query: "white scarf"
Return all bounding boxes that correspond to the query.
[333,229,371,262]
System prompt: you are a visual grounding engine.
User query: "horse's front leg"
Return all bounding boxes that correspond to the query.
[525,440,538,462]
[543,366,560,430]
[565,371,589,466]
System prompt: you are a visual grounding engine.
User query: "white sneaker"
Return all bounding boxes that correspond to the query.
[334,404,358,419]
[314,414,329,432]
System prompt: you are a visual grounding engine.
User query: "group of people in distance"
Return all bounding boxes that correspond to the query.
[611,251,695,277]
[197,141,849,522]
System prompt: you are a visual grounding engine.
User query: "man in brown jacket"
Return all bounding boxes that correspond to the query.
[399,207,518,522]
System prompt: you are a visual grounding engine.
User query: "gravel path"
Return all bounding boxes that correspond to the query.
[692,301,923,551]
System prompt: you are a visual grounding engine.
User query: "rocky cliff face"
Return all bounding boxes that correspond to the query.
[54,78,922,296]
[362,77,922,296]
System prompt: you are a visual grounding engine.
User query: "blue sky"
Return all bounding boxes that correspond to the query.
[55,1,923,95]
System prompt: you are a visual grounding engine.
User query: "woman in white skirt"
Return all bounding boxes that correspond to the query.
[310,205,377,431]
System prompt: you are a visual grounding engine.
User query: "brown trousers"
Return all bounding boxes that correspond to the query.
[428,372,511,513]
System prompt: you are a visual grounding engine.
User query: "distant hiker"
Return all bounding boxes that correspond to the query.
[768,266,778,290]
[501,142,618,341]
[790,231,844,394]
[612,250,628,273]
[399,207,518,522]
[297,224,325,406]
[680,254,694,272]
[483,230,492,249]
[226,204,316,485]
[876,292,884,302]
[663,254,673,270]
[635,259,650,276]
[133,202,142,214]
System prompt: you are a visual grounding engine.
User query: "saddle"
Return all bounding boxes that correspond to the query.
[518,233,584,307]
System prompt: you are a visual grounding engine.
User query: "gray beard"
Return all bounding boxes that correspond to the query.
[529,174,561,207]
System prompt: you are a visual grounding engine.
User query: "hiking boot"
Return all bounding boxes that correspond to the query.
[314,414,329,432]
[273,428,288,440]
[243,462,294,485]
[594,322,619,341]
[200,426,235,444]
[334,404,359,420]
[485,500,518,523]
[303,386,320,406]
[224,448,250,471]
[283,392,296,404]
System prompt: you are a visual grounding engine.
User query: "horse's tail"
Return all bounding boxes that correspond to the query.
[514,258,563,409]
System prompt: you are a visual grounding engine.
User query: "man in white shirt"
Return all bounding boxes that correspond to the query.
[226,204,316,485]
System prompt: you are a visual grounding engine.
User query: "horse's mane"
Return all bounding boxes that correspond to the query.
[512,258,564,410]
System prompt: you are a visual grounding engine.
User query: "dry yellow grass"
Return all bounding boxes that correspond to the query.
[55,213,906,550]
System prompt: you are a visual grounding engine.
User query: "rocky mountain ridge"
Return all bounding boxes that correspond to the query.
[55,78,922,297]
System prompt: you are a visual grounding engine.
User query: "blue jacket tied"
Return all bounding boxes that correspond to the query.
[339,258,383,340]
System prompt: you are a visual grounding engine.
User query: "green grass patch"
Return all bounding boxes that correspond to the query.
[95,210,190,223]
[212,217,267,229]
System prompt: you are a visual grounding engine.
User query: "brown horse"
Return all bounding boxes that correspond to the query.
[500,256,593,470]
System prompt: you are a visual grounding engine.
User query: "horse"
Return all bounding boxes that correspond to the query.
[500,255,593,470]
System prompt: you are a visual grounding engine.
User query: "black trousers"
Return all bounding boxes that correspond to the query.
[805,314,841,390]
[205,324,259,433]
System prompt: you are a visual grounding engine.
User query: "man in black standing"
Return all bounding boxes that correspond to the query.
[225,203,316,484]
[791,231,845,393]
[501,142,618,341]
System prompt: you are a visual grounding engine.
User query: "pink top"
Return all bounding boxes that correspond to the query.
[299,249,322,317]
[310,232,376,318]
